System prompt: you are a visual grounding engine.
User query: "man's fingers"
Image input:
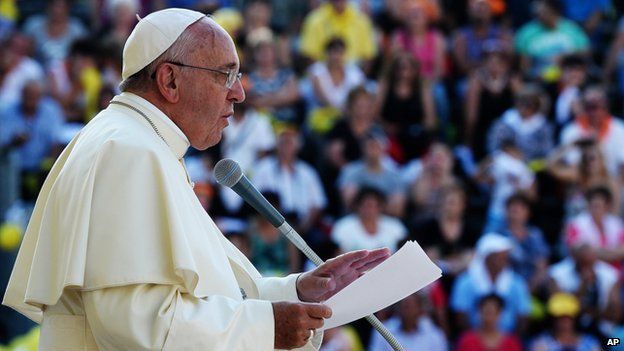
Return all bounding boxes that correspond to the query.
[325,250,369,270]
[351,248,390,270]
[305,317,325,330]
[363,247,391,262]
[305,303,332,319]
[354,255,388,273]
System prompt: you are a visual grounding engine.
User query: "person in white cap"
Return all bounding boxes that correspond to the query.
[2,8,390,351]
[450,233,532,334]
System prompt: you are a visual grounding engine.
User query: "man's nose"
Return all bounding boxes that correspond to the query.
[228,78,245,103]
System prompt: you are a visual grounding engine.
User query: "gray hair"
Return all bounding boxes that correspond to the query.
[119,16,212,93]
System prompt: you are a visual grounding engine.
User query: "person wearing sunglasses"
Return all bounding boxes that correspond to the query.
[3,8,391,351]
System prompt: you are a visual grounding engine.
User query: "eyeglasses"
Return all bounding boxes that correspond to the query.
[157,61,242,89]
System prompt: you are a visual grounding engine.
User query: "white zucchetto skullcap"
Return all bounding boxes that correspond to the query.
[122,8,206,80]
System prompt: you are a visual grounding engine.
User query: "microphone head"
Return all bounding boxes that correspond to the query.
[214,158,244,188]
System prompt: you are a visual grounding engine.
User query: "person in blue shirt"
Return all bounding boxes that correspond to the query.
[0,80,64,175]
[560,0,611,33]
[498,193,551,294]
[451,233,532,334]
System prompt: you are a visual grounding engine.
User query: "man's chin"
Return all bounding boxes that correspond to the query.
[194,135,223,151]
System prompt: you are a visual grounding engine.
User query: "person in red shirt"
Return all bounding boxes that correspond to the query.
[456,293,523,351]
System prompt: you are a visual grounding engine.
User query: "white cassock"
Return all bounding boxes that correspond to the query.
[2,92,322,351]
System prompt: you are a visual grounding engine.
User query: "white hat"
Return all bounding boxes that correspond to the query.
[476,233,513,257]
[122,8,206,80]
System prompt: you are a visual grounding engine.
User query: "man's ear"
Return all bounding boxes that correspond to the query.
[155,64,180,103]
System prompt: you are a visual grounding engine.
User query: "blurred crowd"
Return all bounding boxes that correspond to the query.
[2,0,624,350]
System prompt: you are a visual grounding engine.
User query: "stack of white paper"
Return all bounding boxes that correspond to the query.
[322,241,442,330]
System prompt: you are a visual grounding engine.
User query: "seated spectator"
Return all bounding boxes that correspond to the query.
[499,193,550,293]
[0,80,63,176]
[391,0,449,124]
[604,16,624,101]
[22,0,87,68]
[408,142,461,220]
[552,54,588,128]
[530,293,601,351]
[323,86,378,216]
[338,129,405,216]
[451,233,532,333]
[252,127,326,233]
[549,243,620,331]
[245,27,299,124]
[97,0,139,48]
[331,187,407,253]
[514,0,589,81]
[452,0,513,78]
[248,192,299,276]
[375,52,436,162]
[308,37,366,133]
[411,184,479,288]
[548,140,620,218]
[455,293,523,351]
[560,0,611,38]
[391,0,445,82]
[220,102,276,213]
[239,0,271,49]
[601,279,624,345]
[560,86,624,177]
[565,186,624,266]
[476,140,536,232]
[369,292,448,351]
[236,0,300,69]
[325,87,377,171]
[464,42,521,161]
[47,39,103,123]
[487,84,554,162]
[0,33,44,107]
[299,0,376,63]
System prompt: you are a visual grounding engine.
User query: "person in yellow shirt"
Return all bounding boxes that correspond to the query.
[299,0,377,63]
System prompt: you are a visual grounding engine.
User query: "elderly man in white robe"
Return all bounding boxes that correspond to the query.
[2,8,390,351]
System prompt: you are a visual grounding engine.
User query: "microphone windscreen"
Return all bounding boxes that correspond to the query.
[214,158,243,188]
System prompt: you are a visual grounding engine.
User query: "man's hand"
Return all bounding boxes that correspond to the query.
[296,248,391,303]
[273,301,331,350]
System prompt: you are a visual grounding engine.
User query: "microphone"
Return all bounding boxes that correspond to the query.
[214,158,285,228]
[214,159,405,351]
[214,158,316,258]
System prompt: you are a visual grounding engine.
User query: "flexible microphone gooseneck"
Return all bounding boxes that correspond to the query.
[214,158,405,351]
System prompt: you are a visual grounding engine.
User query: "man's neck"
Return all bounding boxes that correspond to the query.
[129,90,178,123]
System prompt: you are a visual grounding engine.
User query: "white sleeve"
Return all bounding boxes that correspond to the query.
[255,274,301,302]
[82,284,275,351]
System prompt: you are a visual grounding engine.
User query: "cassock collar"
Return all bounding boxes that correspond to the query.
[111,92,190,159]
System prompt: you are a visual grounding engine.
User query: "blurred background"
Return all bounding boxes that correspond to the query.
[1,0,624,350]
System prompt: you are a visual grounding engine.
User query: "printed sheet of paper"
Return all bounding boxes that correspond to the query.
[322,241,442,330]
